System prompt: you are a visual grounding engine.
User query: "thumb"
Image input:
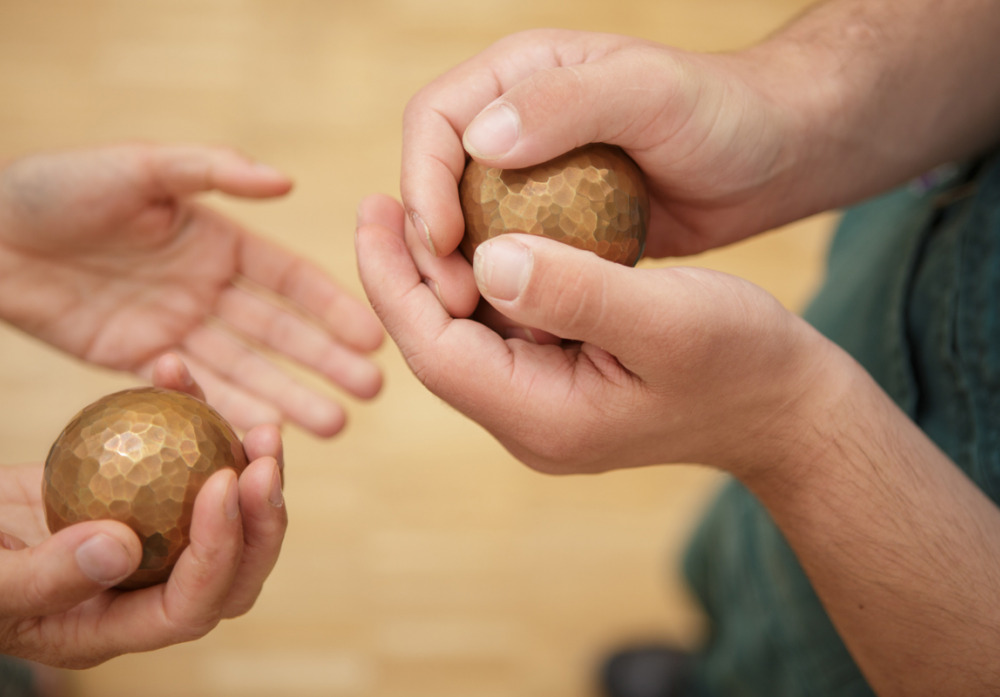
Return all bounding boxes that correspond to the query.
[472,234,645,350]
[0,521,141,617]
[144,144,293,199]
[461,50,680,168]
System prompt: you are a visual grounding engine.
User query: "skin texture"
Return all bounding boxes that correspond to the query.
[0,354,287,668]
[357,1,1000,694]
[0,143,384,437]
[0,142,382,668]
[398,4,1000,319]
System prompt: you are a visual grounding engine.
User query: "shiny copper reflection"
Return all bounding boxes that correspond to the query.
[459,143,649,266]
[43,387,247,589]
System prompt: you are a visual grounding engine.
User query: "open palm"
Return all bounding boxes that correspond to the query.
[0,144,383,435]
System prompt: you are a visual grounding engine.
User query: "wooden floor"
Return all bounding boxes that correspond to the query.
[0,1,833,696]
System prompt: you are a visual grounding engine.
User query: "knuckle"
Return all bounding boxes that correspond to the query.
[402,92,424,118]
[163,609,221,644]
[5,619,108,670]
[222,594,258,620]
[496,28,543,48]
[499,27,562,49]
[523,437,596,474]
[57,650,115,671]
[540,261,608,339]
[514,418,603,473]
[20,567,60,614]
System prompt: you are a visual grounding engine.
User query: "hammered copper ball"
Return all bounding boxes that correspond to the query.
[459,143,649,266]
[43,387,248,590]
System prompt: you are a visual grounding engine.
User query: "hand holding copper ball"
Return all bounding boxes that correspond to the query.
[459,143,649,266]
[43,387,248,590]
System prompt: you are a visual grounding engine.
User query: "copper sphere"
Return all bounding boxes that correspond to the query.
[43,387,248,590]
[459,143,649,266]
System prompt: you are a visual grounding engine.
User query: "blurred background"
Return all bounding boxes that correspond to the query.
[0,1,834,695]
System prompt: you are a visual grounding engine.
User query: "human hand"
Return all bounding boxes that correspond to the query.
[0,143,384,436]
[0,355,287,669]
[357,194,837,475]
[399,29,823,318]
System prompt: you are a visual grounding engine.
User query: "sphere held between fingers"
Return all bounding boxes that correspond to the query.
[43,387,248,590]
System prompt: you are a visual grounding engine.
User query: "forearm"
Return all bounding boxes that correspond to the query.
[749,0,1000,211]
[746,347,1000,695]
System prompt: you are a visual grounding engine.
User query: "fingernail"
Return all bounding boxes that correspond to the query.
[423,276,444,306]
[179,363,195,388]
[464,102,520,159]
[504,326,540,344]
[252,162,284,178]
[474,237,532,301]
[76,533,132,585]
[253,162,286,179]
[409,209,436,256]
[224,475,240,520]
[268,462,284,508]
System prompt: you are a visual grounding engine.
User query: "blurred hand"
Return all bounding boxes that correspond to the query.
[398,29,819,318]
[0,355,286,669]
[0,143,384,436]
[356,193,838,475]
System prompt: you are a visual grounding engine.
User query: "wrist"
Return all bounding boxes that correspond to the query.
[737,0,1000,213]
[721,318,859,490]
[727,32,878,220]
[737,331,891,515]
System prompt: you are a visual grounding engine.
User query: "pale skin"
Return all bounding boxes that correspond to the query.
[0,143,384,436]
[0,353,285,668]
[356,1,1000,695]
[0,143,384,667]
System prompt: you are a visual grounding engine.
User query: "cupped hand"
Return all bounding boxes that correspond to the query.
[0,355,287,669]
[399,29,819,318]
[0,143,384,436]
[357,193,836,474]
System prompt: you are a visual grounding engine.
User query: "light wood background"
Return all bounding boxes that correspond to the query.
[0,1,833,696]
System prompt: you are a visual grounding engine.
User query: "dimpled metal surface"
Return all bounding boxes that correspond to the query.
[43,387,248,590]
[459,143,649,266]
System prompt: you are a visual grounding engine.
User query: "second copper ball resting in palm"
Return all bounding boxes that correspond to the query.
[43,387,248,590]
[459,143,649,266]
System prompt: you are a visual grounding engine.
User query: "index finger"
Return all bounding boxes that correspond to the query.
[355,195,508,407]
[399,31,567,259]
[141,144,294,199]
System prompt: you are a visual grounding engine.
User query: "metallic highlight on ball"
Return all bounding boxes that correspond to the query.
[459,143,649,266]
[43,387,248,590]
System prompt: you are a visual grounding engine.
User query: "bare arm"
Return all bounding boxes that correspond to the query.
[747,348,1000,696]
[735,18,1000,687]
[753,0,1000,216]
[357,195,1000,695]
[382,2,1000,693]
